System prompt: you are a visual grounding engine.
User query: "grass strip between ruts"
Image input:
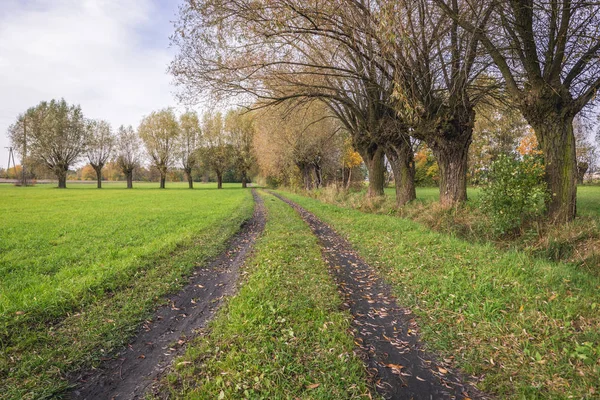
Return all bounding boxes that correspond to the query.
[163,191,372,399]
[0,190,254,400]
[282,191,600,400]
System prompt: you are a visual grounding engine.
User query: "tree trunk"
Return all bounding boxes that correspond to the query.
[429,137,470,207]
[185,168,193,189]
[423,109,474,207]
[384,139,416,207]
[92,165,103,189]
[314,162,323,189]
[577,162,588,185]
[297,162,313,190]
[160,173,166,189]
[126,171,133,189]
[359,144,385,197]
[346,168,352,189]
[217,171,223,189]
[56,167,68,189]
[531,115,577,222]
[241,172,248,188]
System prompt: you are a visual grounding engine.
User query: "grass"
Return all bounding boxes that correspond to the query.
[0,182,254,399]
[162,191,372,399]
[281,191,600,399]
[310,184,600,268]
[390,185,599,217]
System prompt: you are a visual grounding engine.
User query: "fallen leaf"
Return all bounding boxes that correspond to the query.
[385,363,404,370]
[438,367,448,374]
[306,383,320,389]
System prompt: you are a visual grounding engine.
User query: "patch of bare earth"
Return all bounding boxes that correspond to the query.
[273,192,490,400]
[68,190,265,400]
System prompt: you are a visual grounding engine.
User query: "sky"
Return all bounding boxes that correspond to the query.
[0,0,184,169]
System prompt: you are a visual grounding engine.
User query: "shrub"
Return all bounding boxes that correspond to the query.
[480,154,548,235]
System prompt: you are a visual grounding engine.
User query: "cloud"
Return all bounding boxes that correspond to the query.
[0,0,181,167]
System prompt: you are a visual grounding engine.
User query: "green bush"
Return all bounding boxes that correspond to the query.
[480,154,548,235]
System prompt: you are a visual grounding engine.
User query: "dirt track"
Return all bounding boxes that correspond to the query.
[273,192,488,400]
[68,190,265,400]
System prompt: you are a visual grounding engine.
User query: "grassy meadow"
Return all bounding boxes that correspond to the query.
[0,182,254,398]
[283,191,600,399]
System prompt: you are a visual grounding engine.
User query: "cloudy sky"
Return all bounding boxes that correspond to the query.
[0,0,183,168]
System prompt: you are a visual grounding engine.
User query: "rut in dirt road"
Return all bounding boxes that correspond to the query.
[68,189,265,400]
[273,192,488,400]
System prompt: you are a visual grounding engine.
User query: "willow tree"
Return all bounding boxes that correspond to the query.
[253,102,343,190]
[225,109,256,188]
[86,119,114,189]
[170,0,415,202]
[199,112,232,189]
[179,111,201,189]
[8,99,87,188]
[436,0,600,222]
[138,109,180,189]
[116,125,142,188]
[374,0,497,206]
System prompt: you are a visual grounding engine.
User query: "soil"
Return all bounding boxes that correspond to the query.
[68,190,265,400]
[273,192,489,400]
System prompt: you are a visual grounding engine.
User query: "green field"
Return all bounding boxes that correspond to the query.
[391,185,600,216]
[0,182,254,398]
[284,191,600,399]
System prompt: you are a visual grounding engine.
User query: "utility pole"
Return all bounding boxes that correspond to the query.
[22,118,27,186]
[5,147,16,179]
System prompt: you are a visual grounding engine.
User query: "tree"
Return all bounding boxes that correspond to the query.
[138,109,180,189]
[341,137,363,189]
[199,112,233,189]
[170,0,414,203]
[253,102,342,190]
[178,111,201,189]
[225,109,256,188]
[8,99,87,188]
[86,119,114,189]
[436,0,600,222]
[116,125,142,189]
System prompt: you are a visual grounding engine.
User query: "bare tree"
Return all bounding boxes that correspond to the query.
[138,109,180,189]
[116,125,142,189]
[86,119,114,189]
[8,99,87,188]
[436,0,600,221]
[179,111,201,189]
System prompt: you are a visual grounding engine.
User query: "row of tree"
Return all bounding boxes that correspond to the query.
[8,99,256,189]
[170,0,600,223]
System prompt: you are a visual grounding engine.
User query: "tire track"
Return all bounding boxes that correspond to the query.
[272,192,488,400]
[68,189,265,400]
